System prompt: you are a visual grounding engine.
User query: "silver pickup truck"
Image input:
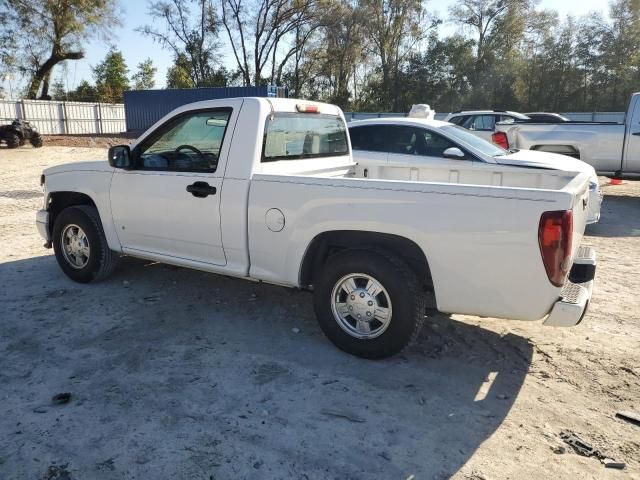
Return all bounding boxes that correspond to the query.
[493,92,640,177]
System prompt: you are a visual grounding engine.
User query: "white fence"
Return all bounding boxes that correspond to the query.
[0,99,126,135]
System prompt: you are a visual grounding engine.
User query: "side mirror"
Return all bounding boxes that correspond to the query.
[108,145,132,169]
[442,147,466,160]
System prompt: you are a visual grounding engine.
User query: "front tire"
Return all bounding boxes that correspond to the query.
[313,250,426,359]
[52,205,118,283]
[4,132,20,148]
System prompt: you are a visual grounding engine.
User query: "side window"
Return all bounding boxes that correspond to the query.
[463,115,495,131]
[137,109,231,172]
[386,126,420,154]
[498,115,516,123]
[448,115,468,126]
[349,125,387,152]
[418,130,458,157]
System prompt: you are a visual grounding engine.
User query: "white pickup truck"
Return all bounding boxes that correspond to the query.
[493,92,640,176]
[36,98,597,359]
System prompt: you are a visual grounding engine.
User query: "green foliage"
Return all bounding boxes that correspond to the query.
[166,53,195,88]
[93,50,129,103]
[132,59,157,90]
[0,0,119,99]
[51,78,67,100]
[66,81,99,102]
[298,0,640,113]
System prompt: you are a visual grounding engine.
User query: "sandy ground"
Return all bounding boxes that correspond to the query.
[0,145,638,480]
[41,135,134,149]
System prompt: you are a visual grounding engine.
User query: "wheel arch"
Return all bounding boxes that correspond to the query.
[48,191,98,237]
[530,144,581,159]
[300,230,434,296]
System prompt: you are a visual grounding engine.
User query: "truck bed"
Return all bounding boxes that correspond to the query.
[251,157,591,321]
[259,156,584,191]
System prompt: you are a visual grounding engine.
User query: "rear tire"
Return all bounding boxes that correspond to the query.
[4,132,20,149]
[30,133,43,148]
[313,249,426,359]
[52,205,118,283]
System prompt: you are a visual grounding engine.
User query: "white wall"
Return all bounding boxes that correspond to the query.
[0,99,125,135]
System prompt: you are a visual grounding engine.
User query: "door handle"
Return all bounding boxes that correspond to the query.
[186,181,217,198]
[632,131,640,136]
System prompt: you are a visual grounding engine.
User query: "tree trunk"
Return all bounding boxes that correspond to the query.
[39,71,52,100]
[27,48,84,99]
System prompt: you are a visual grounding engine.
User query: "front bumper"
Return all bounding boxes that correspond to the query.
[36,209,51,246]
[544,246,596,327]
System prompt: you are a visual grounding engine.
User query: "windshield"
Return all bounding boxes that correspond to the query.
[441,124,508,157]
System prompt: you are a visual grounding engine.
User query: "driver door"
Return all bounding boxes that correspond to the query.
[110,104,240,266]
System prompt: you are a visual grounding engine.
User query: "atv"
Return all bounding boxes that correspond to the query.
[0,119,43,149]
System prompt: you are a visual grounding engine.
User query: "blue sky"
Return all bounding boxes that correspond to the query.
[2,0,611,96]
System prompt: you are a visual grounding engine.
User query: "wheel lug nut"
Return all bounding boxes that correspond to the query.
[348,306,353,311]
[357,314,361,318]
[350,295,355,300]
[366,311,371,317]
[367,301,373,306]
[359,292,365,298]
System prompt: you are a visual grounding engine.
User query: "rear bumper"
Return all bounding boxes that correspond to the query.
[544,246,596,327]
[36,209,51,246]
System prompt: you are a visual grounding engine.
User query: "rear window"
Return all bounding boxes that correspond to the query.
[262,113,349,162]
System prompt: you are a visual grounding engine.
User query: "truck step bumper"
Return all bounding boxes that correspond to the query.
[544,246,596,327]
[569,245,596,284]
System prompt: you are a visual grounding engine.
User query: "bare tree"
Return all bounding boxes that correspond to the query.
[221,0,318,85]
[449,0,531,76]
[138,0,226,87]
[360,0,435,110]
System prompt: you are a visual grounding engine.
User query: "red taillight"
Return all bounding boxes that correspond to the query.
[492,131,509,149]
[538,210,573,287]
[296,103,319,113]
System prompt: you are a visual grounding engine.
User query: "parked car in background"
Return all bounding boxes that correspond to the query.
[37,98,596,359]
[493,92,640,176]
[524,112,570,123]
[443,110,531,141]
[349,117,602,224]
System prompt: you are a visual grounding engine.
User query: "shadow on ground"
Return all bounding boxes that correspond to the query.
[0,254,532,480]
[587,193,640,237]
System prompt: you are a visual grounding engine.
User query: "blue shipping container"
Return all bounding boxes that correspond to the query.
[124,86,288,132]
